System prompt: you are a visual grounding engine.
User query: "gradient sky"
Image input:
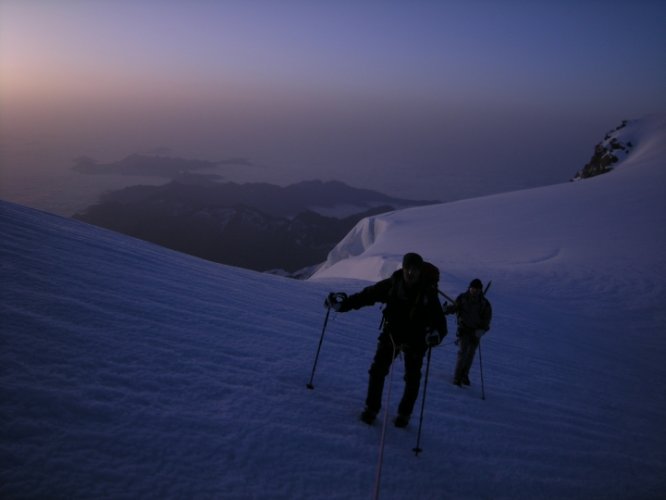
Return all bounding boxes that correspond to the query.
[1,0,665,205]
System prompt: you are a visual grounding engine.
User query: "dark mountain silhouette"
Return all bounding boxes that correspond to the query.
[73,178,438,275]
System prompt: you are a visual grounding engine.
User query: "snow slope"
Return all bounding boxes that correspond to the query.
[313,115,666,294]
[2,115,665,499]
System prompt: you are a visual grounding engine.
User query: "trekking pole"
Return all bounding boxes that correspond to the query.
[478,341,485,400]
[437,289,456,304]
[478,279,490,400]
[412,346,433,456]
[306,305,331,390]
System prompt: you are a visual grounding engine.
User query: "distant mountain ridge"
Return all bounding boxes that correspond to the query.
[73,178,437,274]
[93,178,435,218]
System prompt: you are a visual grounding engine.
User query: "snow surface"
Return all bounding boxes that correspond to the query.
[2,115,666,499]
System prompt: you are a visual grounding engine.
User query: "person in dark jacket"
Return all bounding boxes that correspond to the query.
[326,252,447,427]
[444,278,492,386]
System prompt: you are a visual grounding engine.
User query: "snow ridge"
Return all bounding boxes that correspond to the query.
[311,114,666,290]
[314,215,397,281]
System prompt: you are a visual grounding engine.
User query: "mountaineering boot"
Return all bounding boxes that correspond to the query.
[393,414,410,428]
[360,408,377,425]
[462,374,471,386]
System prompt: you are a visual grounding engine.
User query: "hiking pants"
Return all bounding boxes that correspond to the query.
[365,336,426,417]
[454,330,480,382]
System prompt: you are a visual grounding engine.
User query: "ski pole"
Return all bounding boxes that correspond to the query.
[306,305,331,390]
[478,340,485,400]
[412,346,433,456]
[437,289,456,304]
[479,279,490,400]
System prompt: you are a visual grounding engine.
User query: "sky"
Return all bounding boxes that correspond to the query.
[1,0,665,210]
[1,115,664,498]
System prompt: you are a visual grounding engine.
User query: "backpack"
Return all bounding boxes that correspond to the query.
[421,261,440,291]
[382,261,441,330]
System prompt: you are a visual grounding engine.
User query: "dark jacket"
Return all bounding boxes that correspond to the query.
[448,291,492,334]
[345,269,447,347]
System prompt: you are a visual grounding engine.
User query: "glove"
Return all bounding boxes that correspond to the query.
[325,292,349,312]
[474,329,486,339]
[442,302,456,316]
[425,329,442,347]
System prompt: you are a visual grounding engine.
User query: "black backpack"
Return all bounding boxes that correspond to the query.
[421,261,440,291]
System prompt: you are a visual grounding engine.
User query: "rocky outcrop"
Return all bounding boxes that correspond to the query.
[572,120,633,180]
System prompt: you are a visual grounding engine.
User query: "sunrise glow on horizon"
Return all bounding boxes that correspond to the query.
[1,0,665,204]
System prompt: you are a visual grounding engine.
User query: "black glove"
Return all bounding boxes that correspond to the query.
[325,292,349,312]
[442,302,456,316]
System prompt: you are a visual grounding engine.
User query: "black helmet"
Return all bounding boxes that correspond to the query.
[469,278,483,290]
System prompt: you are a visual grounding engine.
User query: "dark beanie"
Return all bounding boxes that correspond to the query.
[402,252,424,269]
[470,278,483,289]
